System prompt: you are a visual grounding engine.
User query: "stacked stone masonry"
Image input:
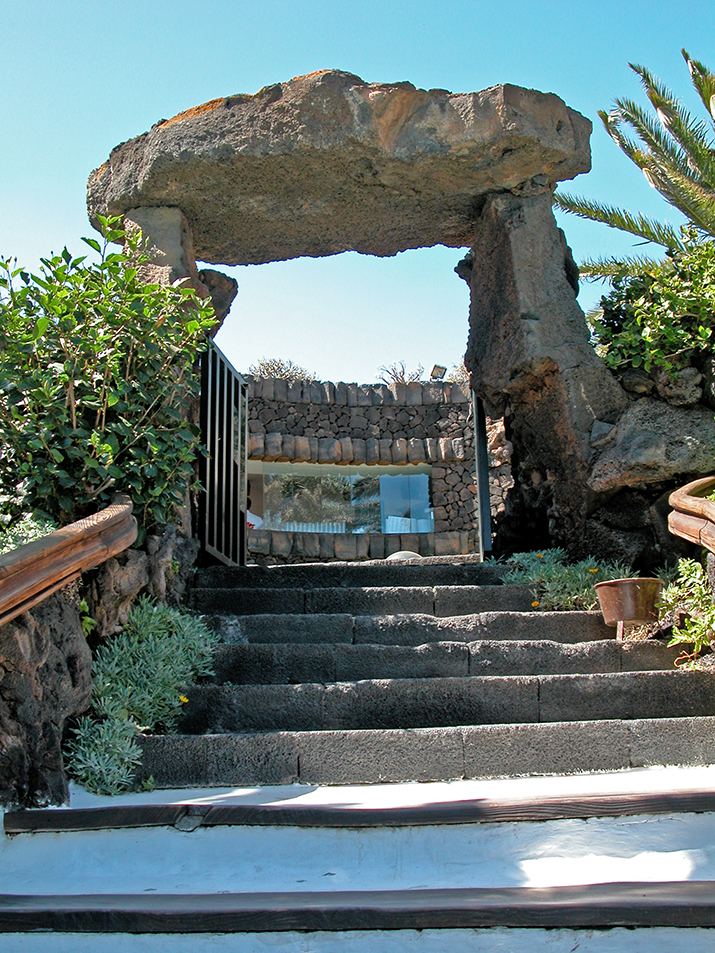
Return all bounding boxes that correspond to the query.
[246,377,513,563]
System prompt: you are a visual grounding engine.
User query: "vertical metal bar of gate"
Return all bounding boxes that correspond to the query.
[198,340,247,566]
[472,391,492,559]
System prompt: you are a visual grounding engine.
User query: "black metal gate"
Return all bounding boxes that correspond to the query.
[198,340,248,566]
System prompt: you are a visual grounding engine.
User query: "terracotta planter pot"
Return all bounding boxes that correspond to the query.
[594,577,664,628]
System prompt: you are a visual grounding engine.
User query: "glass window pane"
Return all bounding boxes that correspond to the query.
[350,475,381,533]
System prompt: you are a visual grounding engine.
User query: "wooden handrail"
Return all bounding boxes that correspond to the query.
[0,499,137,628]
[668,476,715,556]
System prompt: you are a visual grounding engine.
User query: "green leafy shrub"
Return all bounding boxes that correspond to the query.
[0,513,56,556]
[659,558,715,665]
[590,233,715,375]
[65,597,218,794]
[503,548,635,611]
[0,217,216,538]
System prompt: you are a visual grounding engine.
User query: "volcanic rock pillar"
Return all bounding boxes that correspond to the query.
[464,192,627,552]
[123,207,237,328]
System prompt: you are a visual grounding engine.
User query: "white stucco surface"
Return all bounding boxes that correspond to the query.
[3,765,715,896]
[3,927,715,953]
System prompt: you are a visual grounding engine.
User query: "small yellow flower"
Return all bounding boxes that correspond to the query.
[537,553,543,559]
[588,568,598,573]
[179,694,189,704]
[531,600,540,608]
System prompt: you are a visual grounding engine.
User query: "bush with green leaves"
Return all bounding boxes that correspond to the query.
[0,513,56,556]
[0,217,216,539]
[589,232,715,376]
[659,558,715,665]
[64,597,218,795]
[502,548,635,611]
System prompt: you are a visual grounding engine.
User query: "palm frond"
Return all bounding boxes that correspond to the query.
[608,98,689,172]
[643,163,715,235]
[553,192,685,250]
[577,254,665,280]
[683,49,715,120]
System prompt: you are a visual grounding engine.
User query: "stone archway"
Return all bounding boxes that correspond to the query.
[87,70,630,555]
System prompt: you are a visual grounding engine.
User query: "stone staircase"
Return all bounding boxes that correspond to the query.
[136,557,715,788]
[5,555,715,949]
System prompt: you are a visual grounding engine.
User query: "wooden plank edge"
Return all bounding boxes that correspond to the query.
[1,883,715,932]
[3,804,189,834]
[0,501,134,579]
[8,790,715,835]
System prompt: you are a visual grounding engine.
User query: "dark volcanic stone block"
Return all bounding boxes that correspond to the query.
[468,640,621,676]
[333,643,469,681]
[462,720,631,778]
[295,727,465,784]
[538,670,715,723]
[321,676,538,730]
[352,614,475,646]
[212,644,337,685]
[306,586,434,616]
[434,585,534,616]
[628,715,715,767]
[237,614,354,644]
[190,587,306,615]
[177,684,325,732]
[137,733,299,787]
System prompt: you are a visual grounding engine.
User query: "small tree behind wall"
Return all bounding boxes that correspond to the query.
[0,218,216,541]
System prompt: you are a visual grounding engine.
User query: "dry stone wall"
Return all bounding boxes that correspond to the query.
[246,377,512,563]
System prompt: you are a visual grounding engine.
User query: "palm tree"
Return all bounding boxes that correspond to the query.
[555,49,715,277]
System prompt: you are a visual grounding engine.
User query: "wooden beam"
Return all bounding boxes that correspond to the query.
[1,883,715,932]
[0,499,137,628]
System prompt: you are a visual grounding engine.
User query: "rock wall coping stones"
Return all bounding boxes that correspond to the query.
[246,377,470,406]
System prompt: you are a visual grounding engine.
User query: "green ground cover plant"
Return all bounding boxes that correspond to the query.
[0,217,216,540]
[65,597,218,795]
[501,548,635,611]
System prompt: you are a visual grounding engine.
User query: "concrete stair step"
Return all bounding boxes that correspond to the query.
[177,670,715,734]
[190,584,535,616]
[212,639,680,684]
[196,559,504,590]
[136,716,715,787]
[210,610,613,645]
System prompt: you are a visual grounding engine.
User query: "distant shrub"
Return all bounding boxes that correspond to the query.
[376,361,424,385]
[0,513,56,556]
[248,357,318,383]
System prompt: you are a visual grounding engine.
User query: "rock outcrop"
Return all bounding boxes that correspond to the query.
[589,400,715,494]
[0,591,92,807]
[88,71,591,265]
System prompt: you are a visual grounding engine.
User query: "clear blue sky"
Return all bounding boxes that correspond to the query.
[2,1,713,383]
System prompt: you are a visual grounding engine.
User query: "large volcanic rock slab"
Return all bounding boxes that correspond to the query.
[87,70,591,265]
